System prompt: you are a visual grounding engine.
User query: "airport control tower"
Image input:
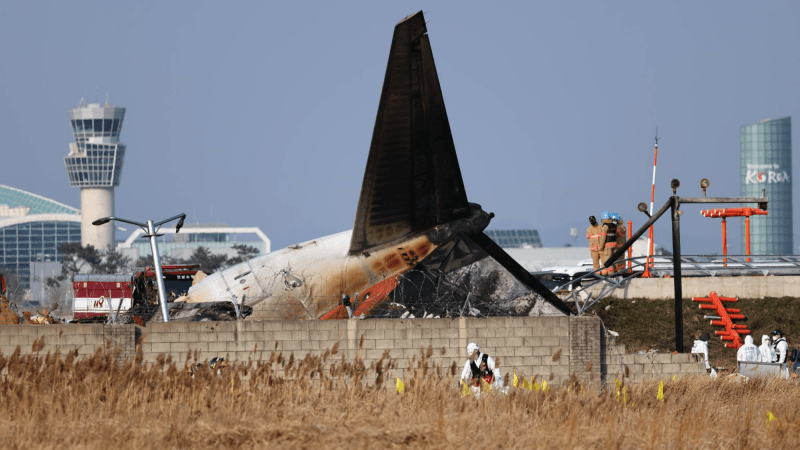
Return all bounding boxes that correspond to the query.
[64,99,126,250]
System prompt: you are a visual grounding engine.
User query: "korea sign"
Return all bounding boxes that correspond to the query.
[745,164,790,184]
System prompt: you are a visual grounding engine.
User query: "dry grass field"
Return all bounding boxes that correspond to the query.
[0,340,798,449]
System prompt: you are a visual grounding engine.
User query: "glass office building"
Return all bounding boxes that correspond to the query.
[740,117,792,255]
[0,185,81,288]
[484,229,543,248]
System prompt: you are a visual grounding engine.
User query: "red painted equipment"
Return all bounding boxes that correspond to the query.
[701,207,767,263]
[692,292,750,349]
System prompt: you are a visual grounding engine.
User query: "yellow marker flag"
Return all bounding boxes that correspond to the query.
[657,380,664,402]
[513,370,519,388]
[542,380,549,392]
[522,377,531,390]
[672,374,677,382]
[481,378,492,391]
[622,386,627,404]
[533,379,541,391]
[766,411,776,429]
[395,377,404,394]
[461,381,471,397]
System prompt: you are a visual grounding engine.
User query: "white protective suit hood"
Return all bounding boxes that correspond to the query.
[762,335,771,346]
[744,335,754,346]
[467,343,480,357]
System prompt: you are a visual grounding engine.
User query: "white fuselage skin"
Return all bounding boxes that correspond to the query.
[184,230,436,320]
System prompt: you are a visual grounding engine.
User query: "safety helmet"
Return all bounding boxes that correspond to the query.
[611,213,620,221]
[589,215,597,226]
[210,357,225,369]
[601,211,610,220]
[699,332,710,342]
[771,329,783,338]
[467,343,480,356]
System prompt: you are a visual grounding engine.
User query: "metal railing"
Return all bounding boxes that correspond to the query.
[551,254,800,316]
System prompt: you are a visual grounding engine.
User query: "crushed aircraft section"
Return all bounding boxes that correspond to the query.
[178,11,573,321]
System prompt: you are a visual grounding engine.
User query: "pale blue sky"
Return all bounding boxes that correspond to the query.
[1,1,798,254]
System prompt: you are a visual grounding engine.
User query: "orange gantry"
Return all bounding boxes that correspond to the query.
[692,291,750,349]
[701,207,767,263]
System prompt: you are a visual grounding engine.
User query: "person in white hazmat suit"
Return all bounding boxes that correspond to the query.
[736,335,760,362]
[460,343,502,394]
[771,329,789,363]
[691,332,711,372]
[759,335,775,363]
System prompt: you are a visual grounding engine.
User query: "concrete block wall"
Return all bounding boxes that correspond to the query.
[0,316,706,385]
[602,343,706,381]
[570,316,601,381]
[585,275,800,300]
[0,324,108,358]
[136,317,573,384]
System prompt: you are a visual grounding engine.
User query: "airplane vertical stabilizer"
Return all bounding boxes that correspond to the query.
[350,11,469,255]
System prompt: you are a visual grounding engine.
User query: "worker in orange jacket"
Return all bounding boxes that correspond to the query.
[613,213,627,273]
[586,216,605,271]
[599,211,617,276]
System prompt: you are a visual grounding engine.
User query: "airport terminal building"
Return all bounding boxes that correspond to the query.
[0,185,81,289]
[485,229,543,248]
[118,223,270,261]
[740,117,793,255]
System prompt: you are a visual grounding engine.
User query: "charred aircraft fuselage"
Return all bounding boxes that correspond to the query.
[182,11,572,319]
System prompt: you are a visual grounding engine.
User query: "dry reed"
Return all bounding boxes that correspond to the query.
[0,341,797,449]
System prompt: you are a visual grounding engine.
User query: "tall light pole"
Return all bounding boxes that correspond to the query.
[92,213,186,322]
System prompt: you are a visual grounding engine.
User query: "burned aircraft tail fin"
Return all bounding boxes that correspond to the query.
[349,11,469,255]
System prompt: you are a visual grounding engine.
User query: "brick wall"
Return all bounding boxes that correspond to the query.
[0,316,705,384]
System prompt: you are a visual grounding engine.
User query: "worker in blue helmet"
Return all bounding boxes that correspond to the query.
[600,212,617,275]
[612,213,627,273]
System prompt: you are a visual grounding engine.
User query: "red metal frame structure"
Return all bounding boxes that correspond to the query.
[692,292,750,349]
[701,207,767,264]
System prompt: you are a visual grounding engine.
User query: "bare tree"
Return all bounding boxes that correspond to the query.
[0,268,24,301]
[225,244,261,267]
[47,243,131,289]
[178,246,228,274]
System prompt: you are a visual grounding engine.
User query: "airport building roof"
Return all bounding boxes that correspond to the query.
[0,185,80,216]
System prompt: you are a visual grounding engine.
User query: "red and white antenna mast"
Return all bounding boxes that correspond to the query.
[644,129,660,278]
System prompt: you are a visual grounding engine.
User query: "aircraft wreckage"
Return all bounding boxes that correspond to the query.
[162,11,572,321]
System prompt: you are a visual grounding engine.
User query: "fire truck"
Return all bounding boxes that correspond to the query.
[72,265,200,319]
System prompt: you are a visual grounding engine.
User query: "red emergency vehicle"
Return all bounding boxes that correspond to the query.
[72,265,200,319]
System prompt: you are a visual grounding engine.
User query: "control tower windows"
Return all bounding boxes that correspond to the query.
[104,119,112,137]
[83,120,92,133]
[93,119,102,134]
[112,118,119,132]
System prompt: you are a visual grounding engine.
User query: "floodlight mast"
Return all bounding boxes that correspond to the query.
[92,213,187,322]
